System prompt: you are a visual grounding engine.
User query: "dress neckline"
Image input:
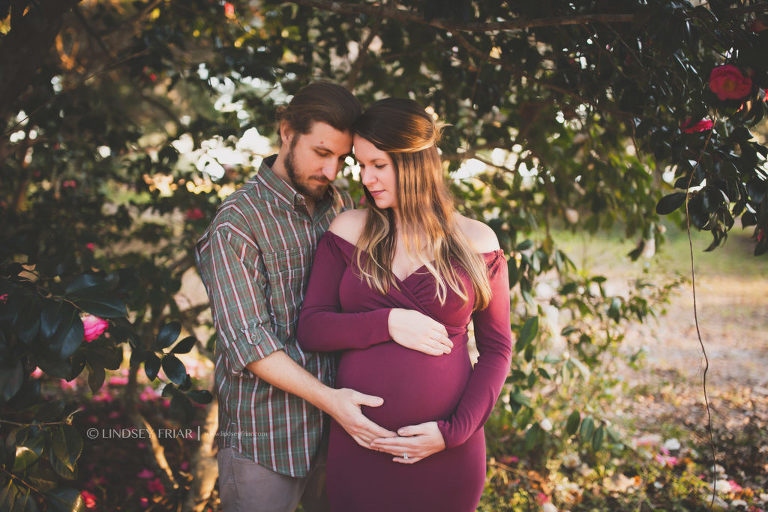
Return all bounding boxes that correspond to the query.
[323,229,504,283]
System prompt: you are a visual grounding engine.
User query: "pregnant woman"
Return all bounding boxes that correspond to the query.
[297,98,512,511]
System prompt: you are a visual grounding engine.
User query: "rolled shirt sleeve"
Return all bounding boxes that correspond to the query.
[197,227,284,375]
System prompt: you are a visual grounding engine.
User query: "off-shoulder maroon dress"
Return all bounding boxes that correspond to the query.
[297,231,512,512]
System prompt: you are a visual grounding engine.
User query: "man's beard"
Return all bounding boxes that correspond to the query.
[285,139,330,202]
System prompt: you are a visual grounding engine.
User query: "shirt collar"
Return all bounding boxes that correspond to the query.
[255,154,336,212]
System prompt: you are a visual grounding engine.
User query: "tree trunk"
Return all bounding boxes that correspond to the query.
[182,399,219,512]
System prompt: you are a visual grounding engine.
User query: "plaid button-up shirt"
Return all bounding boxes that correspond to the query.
[196,155,353,477]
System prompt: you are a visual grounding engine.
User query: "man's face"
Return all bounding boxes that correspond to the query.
[283,121,352,201]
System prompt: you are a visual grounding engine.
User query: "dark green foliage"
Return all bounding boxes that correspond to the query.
[1,0,766,508]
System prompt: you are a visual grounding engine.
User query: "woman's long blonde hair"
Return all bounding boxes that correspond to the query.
[352,98,492,310]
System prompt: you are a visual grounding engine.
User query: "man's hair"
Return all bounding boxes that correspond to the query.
[276,82,361,139]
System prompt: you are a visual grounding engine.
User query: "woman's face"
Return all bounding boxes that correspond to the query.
[354,135,398,210]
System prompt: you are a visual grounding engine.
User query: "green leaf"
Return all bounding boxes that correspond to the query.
[87,364,105,393]
[186,389,213,404]
[515,239,533,251]
[579,416,595,442]
[171,336,197,354]
[161,354,187,385]
[0,480,20,511]
[40,301,63,339]
[607,297,622,322]
[592,425,605,451]
[145,353,161,381]
[50,312,84,359]
[16,308,40,345]
[0,362,24,402]
[508,390,531,407]
[45,488,84,512]
[12,427,45,472]
[656,192,686,215]
[515,316,538,352]
[65,274,103,295]
[49,425,82,479]
[155,321,181,350]
[565,410,581,436]
[72,296,126,319]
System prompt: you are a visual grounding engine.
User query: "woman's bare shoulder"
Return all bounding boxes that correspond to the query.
[328,208,367,245]
[455,214,500,253]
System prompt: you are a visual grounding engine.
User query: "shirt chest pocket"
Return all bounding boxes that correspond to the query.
[262,247,312,333]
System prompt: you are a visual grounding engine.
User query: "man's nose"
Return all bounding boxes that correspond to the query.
[321,159,339,181]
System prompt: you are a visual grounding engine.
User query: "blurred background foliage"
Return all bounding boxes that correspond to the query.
[1,0,767,510]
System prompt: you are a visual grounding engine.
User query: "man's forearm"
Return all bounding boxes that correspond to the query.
[245,350,334,412]
[245,349,396,445]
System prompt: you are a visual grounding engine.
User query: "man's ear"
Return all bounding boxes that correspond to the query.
[280,120,294,146]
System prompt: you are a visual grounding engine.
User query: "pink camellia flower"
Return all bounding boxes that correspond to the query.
[536,493,551,504]
[681,118,714,133]
[655,454,678,467]
[85,242,95,252]
[137,469,154,479]
[709,65,753,100]
[81,490,97,509]
[82,314,108,342]
[140,497,149,508]
[185,208,205,221]
[728,480,744,493]
[108,375,129,386]
[147,477,165,494]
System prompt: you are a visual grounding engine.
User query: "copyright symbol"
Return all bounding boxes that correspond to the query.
[86,428,98,440]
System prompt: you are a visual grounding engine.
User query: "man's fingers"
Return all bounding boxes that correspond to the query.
[355,392,384,408]
[358,417,396,439]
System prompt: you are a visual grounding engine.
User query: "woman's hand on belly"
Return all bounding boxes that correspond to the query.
[388,309,453,356]
[369,421,446,464]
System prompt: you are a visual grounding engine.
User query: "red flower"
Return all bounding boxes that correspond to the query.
[63,180,77,189]
[147,477,165,494]
[749,20,767,32]
[0,294,7,304]
[681,118,714,133]
[149,73,158,82]
[82,315,108,342]
[224,2,235,18]
[81,490,97,509]
[709,65,752,100]
[86,242,95,251]
[185,208,205,220]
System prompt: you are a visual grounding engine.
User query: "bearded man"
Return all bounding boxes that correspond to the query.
[196,82,395,512]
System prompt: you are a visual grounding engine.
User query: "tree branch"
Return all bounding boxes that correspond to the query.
[286,0,635,33]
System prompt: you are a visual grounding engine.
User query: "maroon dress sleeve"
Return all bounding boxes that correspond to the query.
[297,232,393,352]
[437,251,513,448]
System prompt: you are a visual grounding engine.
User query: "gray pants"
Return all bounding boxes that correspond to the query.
[217,446,331,512]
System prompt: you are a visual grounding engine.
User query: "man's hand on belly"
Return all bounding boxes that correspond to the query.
[324,388,397,448]
[369,421,446,464]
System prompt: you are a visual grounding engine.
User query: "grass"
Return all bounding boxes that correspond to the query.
[550,220,767,281]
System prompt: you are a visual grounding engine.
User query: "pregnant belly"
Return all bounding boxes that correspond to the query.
[335,336,472,431]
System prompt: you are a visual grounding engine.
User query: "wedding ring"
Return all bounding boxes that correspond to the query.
[403,452,409,460]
